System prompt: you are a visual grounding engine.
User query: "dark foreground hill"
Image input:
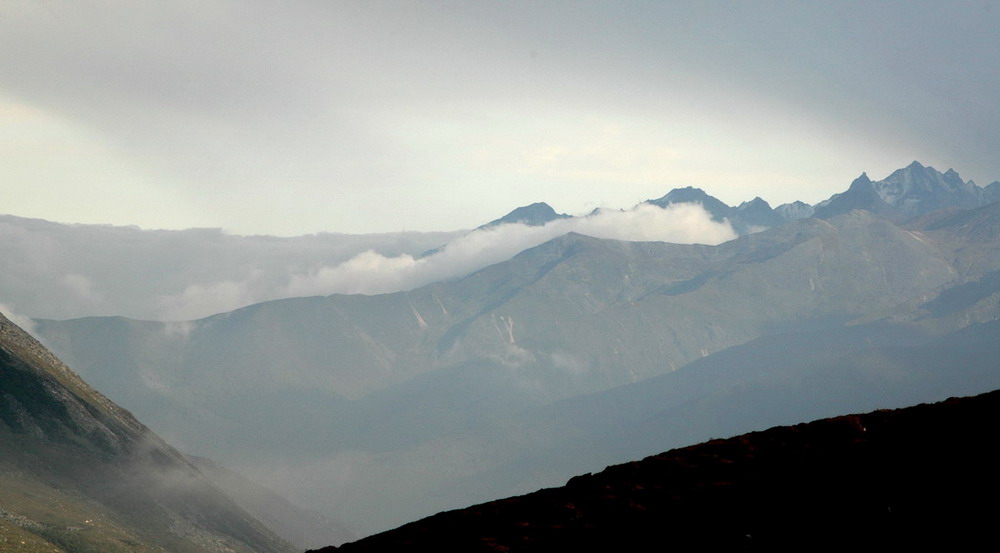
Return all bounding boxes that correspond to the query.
[312,389,1000,552]
[0,311,295,553]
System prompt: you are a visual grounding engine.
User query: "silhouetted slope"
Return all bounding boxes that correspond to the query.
[313,390,1000,552]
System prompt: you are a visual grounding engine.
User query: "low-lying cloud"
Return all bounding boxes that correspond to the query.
[284,203,735,297]
[0,303,38,337]
[1,204,733,322]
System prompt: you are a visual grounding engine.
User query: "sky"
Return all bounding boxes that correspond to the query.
[2,1,999,236]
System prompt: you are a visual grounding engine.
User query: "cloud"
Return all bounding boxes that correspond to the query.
[60,274,102,304]
[0,303,38,337]
[0,215,462,321]
[2,204,731,321]
[155,273,264,322]
[284,202,735,298]
[156,271,274,322]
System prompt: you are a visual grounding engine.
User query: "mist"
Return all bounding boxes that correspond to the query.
[284,203,735,298]
[0,215,462,321]
[1,203,733,322]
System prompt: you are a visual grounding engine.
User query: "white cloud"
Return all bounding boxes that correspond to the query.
[60,273,102,304]
[156,273,263,322]
[0,303,38,337]
[1,204,732,321]
[0,217,460,321]
[283,202,735,298]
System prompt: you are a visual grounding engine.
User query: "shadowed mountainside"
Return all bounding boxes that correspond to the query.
[0,312,295,553]
[311,389,1000,551]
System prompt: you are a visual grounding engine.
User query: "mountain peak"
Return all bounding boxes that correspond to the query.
[846,172,874,191]
[481,202,569,229]
[815,162,991,221]
[650,186,714,204]
[737,197,772,210]
[812,172,885,219]
[647,187,732,222]
[774,201,814,222]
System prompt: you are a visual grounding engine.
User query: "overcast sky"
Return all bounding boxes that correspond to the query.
[2,1,998,235]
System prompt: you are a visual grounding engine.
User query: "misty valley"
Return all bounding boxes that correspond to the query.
[4,161,1000,551]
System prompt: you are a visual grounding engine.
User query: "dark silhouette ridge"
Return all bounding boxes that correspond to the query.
[311,389,1000,552]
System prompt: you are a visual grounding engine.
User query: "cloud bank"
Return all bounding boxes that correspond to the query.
[282,203,735,298]
[1,204,732,322]
[0,303,37,337]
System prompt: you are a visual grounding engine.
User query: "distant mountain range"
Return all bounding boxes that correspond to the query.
[646,160,1000,233]
[815,161,1000,220]
[3,160,996,323]
[28,161,1000,537]
[469,160,1000,238]
[309,389,1000,551]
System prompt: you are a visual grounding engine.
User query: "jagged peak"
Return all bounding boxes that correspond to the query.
[849,172,873,188]
[736,197,772,211]
[886,161,940,182]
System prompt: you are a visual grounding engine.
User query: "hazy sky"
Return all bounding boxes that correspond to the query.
[2,1,998,235]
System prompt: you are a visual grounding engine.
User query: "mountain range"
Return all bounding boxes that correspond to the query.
[647,160,1000,232]
[814,161,1000,220]
[22,161,1000,537]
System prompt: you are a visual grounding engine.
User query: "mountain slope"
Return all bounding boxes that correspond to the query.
[312,389,1000,551]
[0,312,295,553]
